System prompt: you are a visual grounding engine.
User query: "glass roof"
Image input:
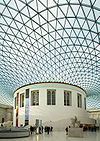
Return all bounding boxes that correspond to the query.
[0,0,100,108]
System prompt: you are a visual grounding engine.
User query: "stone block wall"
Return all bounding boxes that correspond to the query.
[0,104,13,123]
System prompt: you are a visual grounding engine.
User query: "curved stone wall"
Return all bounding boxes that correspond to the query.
[13,82,91,129]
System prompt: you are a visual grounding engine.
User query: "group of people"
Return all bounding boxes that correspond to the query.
[65,125,98,135]
[82,125,97,132]
[44,126,53,134]
[30,126,37,134]
[30,125,53,135]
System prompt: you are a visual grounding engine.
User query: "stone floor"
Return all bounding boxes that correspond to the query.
[0,130,100,141]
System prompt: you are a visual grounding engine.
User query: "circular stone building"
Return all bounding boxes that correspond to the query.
[13,82,94,130]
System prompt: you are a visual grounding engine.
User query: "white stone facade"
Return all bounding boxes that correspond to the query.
[13,82,93,129]
[0,104,13,124]
[88,109,100,127]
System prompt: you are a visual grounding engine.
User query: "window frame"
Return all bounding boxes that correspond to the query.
[47,89,56,105]
[15,97,16,109]
[84,97,86,109]
[31,90,39,106]
[64,90,72,106]
[20,93,24,108]
[77,93,82,108]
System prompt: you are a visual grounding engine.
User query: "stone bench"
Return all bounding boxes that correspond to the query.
[0,127,30,138]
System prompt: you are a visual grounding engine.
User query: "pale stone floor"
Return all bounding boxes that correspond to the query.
[0,130,100,141]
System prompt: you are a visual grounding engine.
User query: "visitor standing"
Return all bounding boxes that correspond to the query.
[65,127,68,135]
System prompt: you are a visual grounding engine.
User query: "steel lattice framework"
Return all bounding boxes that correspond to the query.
[0,0,100,108]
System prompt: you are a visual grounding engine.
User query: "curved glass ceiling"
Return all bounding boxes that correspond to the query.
[0,0,100,108]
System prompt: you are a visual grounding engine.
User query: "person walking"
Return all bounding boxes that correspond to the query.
[30,126,33,134]
[65,127,68,135]
[47,126,50,134]
[50,126,53,132]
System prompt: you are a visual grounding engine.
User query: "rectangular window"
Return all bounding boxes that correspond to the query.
[64,91,72,106]
[77,94,82,108]
[26,89,29,98]
[31,90,39,106]
[84,97,86,109]
[47,90,51,105]
[15,97,16,109]
[47,90,56,105]
[64,92,66,106]
[20,93,24,107]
